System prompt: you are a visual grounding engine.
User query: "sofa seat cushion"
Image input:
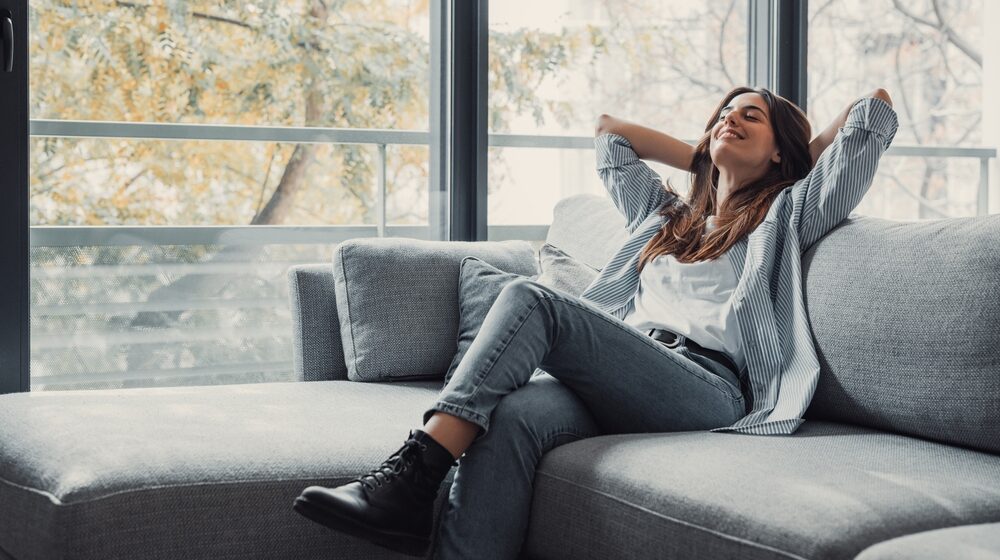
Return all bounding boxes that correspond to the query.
[524,421,1000,560]
[854,522,1000,560]
[0,380,452,560]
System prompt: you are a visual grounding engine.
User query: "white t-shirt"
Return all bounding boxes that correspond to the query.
[622,216,745,372]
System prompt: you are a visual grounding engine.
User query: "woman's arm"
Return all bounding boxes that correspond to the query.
[808,89,893,166]
[595,115,695,172]
[794,90,898,254]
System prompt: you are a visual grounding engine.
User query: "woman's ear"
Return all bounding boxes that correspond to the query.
[772,151,781,164]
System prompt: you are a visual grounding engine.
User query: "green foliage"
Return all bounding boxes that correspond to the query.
[29,0,593,227]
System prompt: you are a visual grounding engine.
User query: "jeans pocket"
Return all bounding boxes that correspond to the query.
[674,347,743,401]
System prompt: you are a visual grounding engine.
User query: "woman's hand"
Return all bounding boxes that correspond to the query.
[595,114,696,172]
[809,88,893,166]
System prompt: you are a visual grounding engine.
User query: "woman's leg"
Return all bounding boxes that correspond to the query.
[421,278,746,448]
[430,371,601,560]
[295,278,745,556]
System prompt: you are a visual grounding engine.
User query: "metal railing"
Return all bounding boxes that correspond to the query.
[30,120,997,247]
[28,120,997,388]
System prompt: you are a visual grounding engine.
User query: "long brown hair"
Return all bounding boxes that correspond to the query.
[637,86,812,271]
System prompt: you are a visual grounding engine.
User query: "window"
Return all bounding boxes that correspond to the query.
[808,0,996,219]
[29,1,443,390]
[487,0,749,242]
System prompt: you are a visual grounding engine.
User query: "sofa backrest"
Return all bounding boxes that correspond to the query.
[553,194,1000,454]
[801,214,1000,454]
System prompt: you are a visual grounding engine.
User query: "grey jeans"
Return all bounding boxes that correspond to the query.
[422,278,748,560]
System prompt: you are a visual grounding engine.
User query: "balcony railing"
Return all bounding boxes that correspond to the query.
[28,120,997,389]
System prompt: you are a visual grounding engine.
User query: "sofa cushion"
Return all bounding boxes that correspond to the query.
[332,238,538,382]
[443,257,538,386]
[854,523,1000,560]
[524,421,1000,560]
[802,214,1000,454]
[0,381,454,560]
[543,194,627,270]
[536,243,600,297]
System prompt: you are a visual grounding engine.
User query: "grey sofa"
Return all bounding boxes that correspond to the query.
[1,193,998,560]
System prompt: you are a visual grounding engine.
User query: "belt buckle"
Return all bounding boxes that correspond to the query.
[649,329,683,349]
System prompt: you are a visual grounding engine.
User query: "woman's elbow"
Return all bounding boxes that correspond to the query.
[595,114,614,137]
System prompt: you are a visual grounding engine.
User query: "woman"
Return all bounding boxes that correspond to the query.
[293,86,898,559]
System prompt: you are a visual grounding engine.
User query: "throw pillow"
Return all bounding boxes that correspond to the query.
[536,243,600,298]
[443,257,536,386]
[332,238,538,382]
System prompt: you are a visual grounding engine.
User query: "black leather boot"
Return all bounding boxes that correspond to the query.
[293,428,459,557]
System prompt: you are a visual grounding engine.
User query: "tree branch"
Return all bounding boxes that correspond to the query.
[115,1,255,30]
[891,0,981,67]
[252,145,279,222]
[717,0,737,86]
[882,171,951,218]
[894,38,923,144]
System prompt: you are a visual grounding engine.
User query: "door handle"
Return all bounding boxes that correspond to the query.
[2,12,12,72]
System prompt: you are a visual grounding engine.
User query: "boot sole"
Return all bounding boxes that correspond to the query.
[293,495,431,557]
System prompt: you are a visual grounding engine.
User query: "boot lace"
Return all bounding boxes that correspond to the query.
[355,439,428,492]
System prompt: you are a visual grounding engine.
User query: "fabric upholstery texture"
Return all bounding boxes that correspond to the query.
[536,243,601,297]
[524,421,1000,560]
[854,523,1000,560]
[443,257,538,386]
[0,381,453,560]
[802,214,1000,454]
[332,238,538,382]
[287,263,348,381]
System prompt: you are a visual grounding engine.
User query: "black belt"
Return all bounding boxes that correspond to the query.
[646,328,740,377]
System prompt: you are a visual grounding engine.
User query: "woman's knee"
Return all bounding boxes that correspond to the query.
[498,277,550,304]
[488,375,599,443]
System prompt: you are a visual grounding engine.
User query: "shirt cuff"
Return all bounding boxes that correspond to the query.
[594,133,640,170]
[842,96,899,150]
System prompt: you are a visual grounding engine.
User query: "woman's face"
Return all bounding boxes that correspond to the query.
[708,92,781,172]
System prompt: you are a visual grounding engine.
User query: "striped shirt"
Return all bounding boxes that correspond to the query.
[580,97,899,435]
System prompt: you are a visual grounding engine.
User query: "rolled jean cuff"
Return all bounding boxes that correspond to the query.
[423,401,491,441]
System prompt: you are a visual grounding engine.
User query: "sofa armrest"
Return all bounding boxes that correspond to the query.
[287,263,349,381]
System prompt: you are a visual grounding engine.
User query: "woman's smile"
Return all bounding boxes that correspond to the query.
[719,130,743,141]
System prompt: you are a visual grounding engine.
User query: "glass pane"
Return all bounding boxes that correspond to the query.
[31,243,316,391]
[488,146,686,225]
[808,0,995,219]
[487,0,749,238]
[31,138,430,227]
[29,0,430,129]
[859,156,983,220]
[28,0,439,391]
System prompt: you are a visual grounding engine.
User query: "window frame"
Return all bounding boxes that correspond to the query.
[2,0,802,393]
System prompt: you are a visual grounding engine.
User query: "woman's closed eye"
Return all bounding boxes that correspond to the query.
[718,114,757,122]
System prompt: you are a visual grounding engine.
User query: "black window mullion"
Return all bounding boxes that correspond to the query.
[0,0,29,394]
[747,0,807,111]
[449,0,488,242]
[775,0,808,111]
